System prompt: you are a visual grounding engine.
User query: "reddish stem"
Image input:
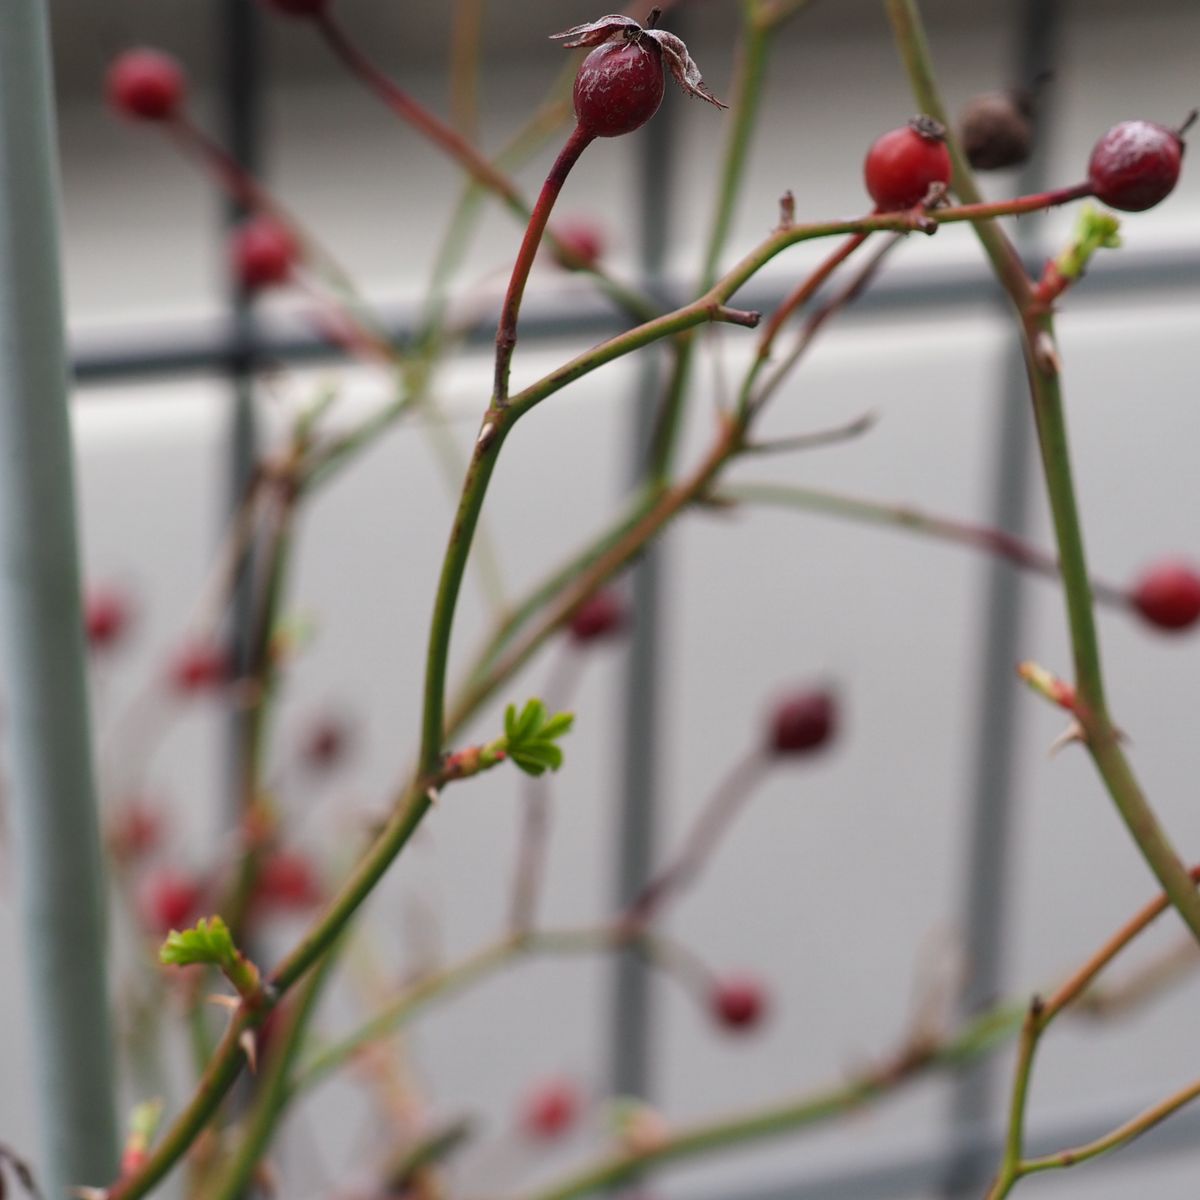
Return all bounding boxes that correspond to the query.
[949,180,1094,222]
[315,10,521,204]
[756,232,868,361]
[493,125,595,402]
[622,748,768,927]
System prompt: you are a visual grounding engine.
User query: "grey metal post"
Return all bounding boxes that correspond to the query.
[943,0,1061,1191]
[0,1,119,1191]
[609,25,680,1100]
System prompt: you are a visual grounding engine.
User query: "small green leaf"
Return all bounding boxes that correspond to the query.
[160,916,237,970]
[504,703,519,741]
[540,712,575,739]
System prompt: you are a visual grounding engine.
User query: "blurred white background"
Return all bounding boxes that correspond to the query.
[2,1,1199,1197]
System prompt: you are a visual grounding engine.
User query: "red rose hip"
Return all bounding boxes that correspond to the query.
[231,216,299,291]
[711,975,767,1032]
[1088,118,1187,212]
[520,1078,581,1140]
[1131,560,1200,631]
[168,641,230,694]
[768,689,837,756]
[864,116,952,211]
[85,586,133,651]
[140,870,204,934]
[569,589,627,644]
[107,49,186,121]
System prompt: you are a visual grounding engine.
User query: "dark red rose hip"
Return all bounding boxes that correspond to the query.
[711,975,767,1032]
[231,217,299,291]
[1088,119,1186,212]
[769,689,837,756]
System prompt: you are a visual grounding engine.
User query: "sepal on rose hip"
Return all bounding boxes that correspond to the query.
[159,915,263,1002]
[551,13,725,141]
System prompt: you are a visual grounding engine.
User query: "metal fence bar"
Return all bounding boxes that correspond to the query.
[609,21,681,1103]
[68,251,1200,386]
[0,2,118,1190]
[943,3,1063,1192]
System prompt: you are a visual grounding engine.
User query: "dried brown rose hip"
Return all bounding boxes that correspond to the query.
[551,12,726,140]
[1088,117,1191,212]
[958,90,1035,171]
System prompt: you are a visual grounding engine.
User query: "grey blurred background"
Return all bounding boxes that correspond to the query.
[2,1,1200,1197]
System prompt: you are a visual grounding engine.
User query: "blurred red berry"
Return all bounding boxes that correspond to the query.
[768,689,837,756]
[231,217,299,292]
[106,49,186,121]
[1088,119,1186,212]
[140,870,204,934]
[864,116,952,211]
[168,642,230,694]
[710,975,767,1032]
[520,1078,582,1140]
[253,850,323,912]
[108,800,162,863]
[1131,561,1200,632]
[553,219,606,270]
[261,0,329,14]
[85,587,133,651]
[569,590,627,644]
[302,714,352,771]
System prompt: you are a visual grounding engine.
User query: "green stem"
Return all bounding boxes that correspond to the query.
[714,481,1128,606]
[202,945,340,1200]
[1019,1076,1200,1177]
[649,3,774,481]
[885,0,1200,948]
[987,999,1044,1200]
[519,1002,1025,1200]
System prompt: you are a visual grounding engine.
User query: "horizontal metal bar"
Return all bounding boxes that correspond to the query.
[687,1102,1200,1200]
[70,249,1200,387]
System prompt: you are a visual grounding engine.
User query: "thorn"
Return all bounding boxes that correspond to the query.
[1048,721,1086,757]
[1034,329,1061,374]
[777,190,795,230]
[239,1029,258,1073]
[425,786,441,807]
[476,421,497,452]
[206,993,240,1012]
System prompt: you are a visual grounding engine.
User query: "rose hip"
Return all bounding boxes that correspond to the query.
[711,975,767,1032]
[1088,118,1188,212]
[231,216,299,292]
[768,689,837,756]
[864,116,952,211]
[85,587,133,651]
[569,589,627,644]
[520,1078,581,1140]
[107,49,186,121]
[1131,560,1200,631]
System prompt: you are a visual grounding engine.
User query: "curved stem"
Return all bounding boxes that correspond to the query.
[885,0,1200,947]
[313,12,656,322]
[622,748,767,926]
[714,481,1128,607]
[493,125,594,402]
